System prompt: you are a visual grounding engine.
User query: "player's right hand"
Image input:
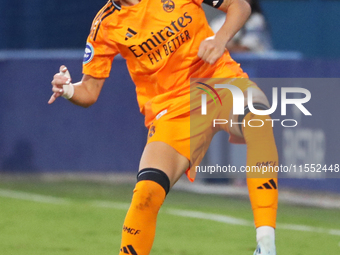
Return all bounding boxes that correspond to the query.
[197,35,227,65]
[48,65,71,104]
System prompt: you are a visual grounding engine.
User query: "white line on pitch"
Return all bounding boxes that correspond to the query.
[166,208,252,226]
[167,208,340,236]
[1,188,340,236]
[93,200,340,236]
[0,188,70,204]
[277,223,340,236]
[92,200,130,210]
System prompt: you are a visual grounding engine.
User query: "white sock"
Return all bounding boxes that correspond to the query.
[256,226,275,242]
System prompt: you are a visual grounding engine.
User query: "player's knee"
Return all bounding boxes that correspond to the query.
[131,168,170,212]
[137,168,170,194]
[229,88,271,137]
[232,102,272,138]
[244,87,270,108]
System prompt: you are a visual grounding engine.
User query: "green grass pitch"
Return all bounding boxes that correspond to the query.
[0,180,339,255]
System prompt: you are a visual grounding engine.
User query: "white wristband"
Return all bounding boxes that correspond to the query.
[59,69,74,100]
[62,83,75,99]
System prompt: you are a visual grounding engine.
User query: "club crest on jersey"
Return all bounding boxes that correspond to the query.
[83,43,94,64]
[162,0,175,13]
[148,125,156,139]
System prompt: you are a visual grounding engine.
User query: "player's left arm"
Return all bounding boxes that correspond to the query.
[197,0,251,64]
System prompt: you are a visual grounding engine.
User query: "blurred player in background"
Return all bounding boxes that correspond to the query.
[210,0,272,52]
[49,0,278,254]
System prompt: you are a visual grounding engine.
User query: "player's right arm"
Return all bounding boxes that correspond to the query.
[49,65,105,108]
[197,0,251,64]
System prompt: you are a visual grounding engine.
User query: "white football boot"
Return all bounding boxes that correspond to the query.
[253,236,276,255]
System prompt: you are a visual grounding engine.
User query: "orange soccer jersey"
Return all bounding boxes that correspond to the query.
[82,0,247,126]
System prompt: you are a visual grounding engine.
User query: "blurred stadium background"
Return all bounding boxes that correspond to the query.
[1,0,340,254]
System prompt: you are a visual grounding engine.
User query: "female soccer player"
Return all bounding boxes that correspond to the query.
[49,0,278,254]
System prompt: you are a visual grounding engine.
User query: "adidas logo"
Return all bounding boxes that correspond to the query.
[125,28,137,40]
[120,244,138,255]
[257,179,277,190]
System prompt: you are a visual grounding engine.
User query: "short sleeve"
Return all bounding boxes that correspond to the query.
[82,22,120,79]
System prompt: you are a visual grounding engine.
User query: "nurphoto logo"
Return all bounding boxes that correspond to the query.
[199,84,312,128]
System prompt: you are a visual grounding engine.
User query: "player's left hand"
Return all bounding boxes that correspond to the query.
[197,35,227,65]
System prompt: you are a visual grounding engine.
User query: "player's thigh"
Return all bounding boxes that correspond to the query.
[139,141,189,188]
[228,87,270,138]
